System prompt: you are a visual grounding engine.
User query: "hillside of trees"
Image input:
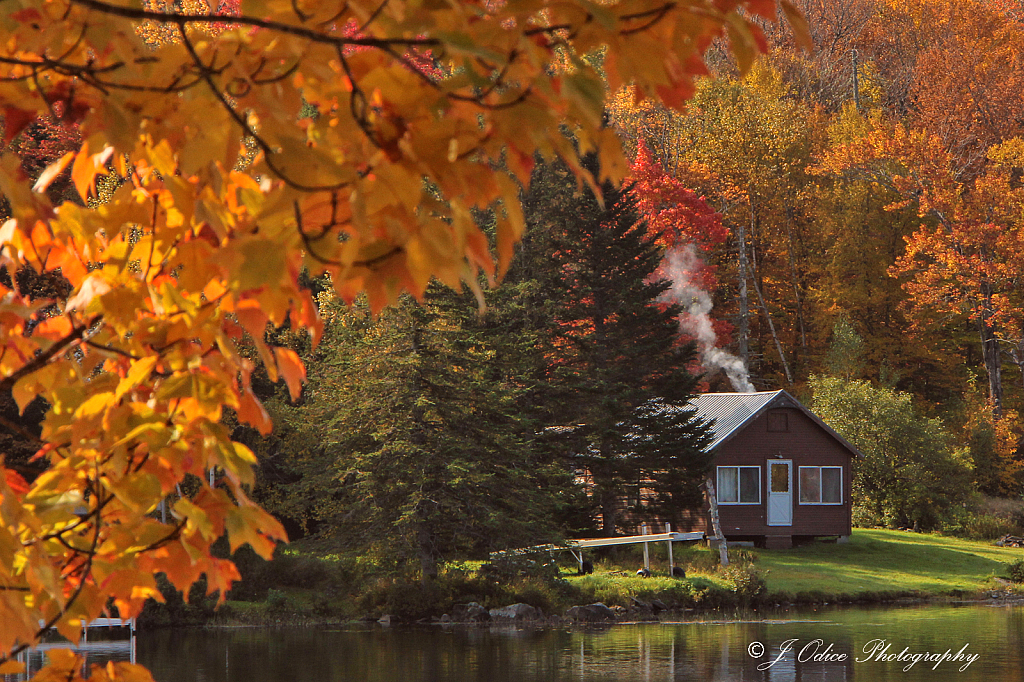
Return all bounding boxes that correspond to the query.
[4,0,1024,583]
[241,0,1024,565]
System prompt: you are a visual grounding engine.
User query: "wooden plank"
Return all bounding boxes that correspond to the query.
[573,532,703,548]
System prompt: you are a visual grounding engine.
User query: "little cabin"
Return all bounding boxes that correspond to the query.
[677,390,862,549]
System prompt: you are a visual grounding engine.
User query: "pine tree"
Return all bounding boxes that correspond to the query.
[264,286,561,580]
[521,155,714,536]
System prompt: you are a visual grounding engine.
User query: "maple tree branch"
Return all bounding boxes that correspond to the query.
[138,519,187,553]
[355,246,404,268]
[0,319,92,394]
[289,0,312,22]
[0,503,106,665]
[84,339,143,360]
[360,0,391,32]
[620,3,674,35]
[295,201,341,266]
[0,413,43,445]
[337,49,383,152]
[178,29,351,193]
[71,0,441,49]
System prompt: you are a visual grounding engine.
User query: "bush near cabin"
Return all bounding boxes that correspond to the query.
[810,375,974,530]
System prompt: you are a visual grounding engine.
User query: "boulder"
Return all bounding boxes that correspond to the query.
[452,602,490,622]
[377,614,393,625]
[489,603,541,621]
[650,599,668,613]
[565,603,616,622]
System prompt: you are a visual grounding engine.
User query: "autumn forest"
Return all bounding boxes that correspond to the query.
[1,0,1023,665]
[612,0,1024,494]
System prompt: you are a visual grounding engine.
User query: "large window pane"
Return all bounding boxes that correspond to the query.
[740,467,760,503]
[800,467,820,503]
[718,467,738,503]
[822,468,842,504]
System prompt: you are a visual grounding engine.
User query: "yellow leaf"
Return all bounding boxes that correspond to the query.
[174,498,215,541]
[75,392,115,420]
[115,356,158,401]
[67,273,112,312]
[225,505,284,559]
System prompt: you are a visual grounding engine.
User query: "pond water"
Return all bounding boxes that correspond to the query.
[13,603,1024,681]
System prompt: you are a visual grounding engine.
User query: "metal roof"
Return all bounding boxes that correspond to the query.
[689,391,783,451]
[686,389,864,458]
[542,390,863,459]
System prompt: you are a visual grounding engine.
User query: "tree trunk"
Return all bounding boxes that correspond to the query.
[784,207,808,351]
[703,477,729,567]
[418,526,438,584]
[737,211,750,365]
[600,486,619,537]
[979,318,1003,418]
[748,263,793,385]
[978,284,1003,418]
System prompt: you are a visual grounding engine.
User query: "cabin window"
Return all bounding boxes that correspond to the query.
[767,411,789,432]
[799,466,843,504]
[717,466,760,504]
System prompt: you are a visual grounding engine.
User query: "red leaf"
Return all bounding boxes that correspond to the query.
[4,467,29,494]
[2,106,36,145]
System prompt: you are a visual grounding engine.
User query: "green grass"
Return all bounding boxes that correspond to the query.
[559,529,1024,607]
[750,529,1021,597]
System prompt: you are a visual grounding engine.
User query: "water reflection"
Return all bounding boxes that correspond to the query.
[8,604,1023,682]
[6,632,136,681]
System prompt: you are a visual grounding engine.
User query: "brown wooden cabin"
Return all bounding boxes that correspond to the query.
[676,390,862,549]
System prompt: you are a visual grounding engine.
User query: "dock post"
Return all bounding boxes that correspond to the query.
[641,523,650,571]
[665,522,673,575]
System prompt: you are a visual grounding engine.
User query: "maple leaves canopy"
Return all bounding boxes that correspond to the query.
[0,0,796,675]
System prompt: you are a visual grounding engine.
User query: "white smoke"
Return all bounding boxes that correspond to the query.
[658,245,754,393]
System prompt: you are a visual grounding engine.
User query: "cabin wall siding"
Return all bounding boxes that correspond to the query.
[676,407,854,538]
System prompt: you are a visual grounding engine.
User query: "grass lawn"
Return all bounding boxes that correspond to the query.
[560,529,1024,606]
[749,529,1022,597]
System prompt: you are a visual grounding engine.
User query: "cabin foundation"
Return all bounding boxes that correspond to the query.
[764,535,793,549]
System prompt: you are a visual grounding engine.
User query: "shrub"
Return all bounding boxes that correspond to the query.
[722,564,768,605]
[940,510,1023,540]
[266,588,290,610]
[965,514,1020,540]
[1007,558,1024,583]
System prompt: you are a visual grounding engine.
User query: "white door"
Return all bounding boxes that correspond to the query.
[767,460,792,526]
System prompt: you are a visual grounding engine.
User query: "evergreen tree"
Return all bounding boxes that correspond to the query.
[520,155,714,536]
[263,286,562,580]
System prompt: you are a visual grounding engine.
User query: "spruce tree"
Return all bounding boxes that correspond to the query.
[520,155,714,536]
[263,286,561,580]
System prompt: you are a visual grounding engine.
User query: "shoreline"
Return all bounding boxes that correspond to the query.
[138,589,1024,631]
